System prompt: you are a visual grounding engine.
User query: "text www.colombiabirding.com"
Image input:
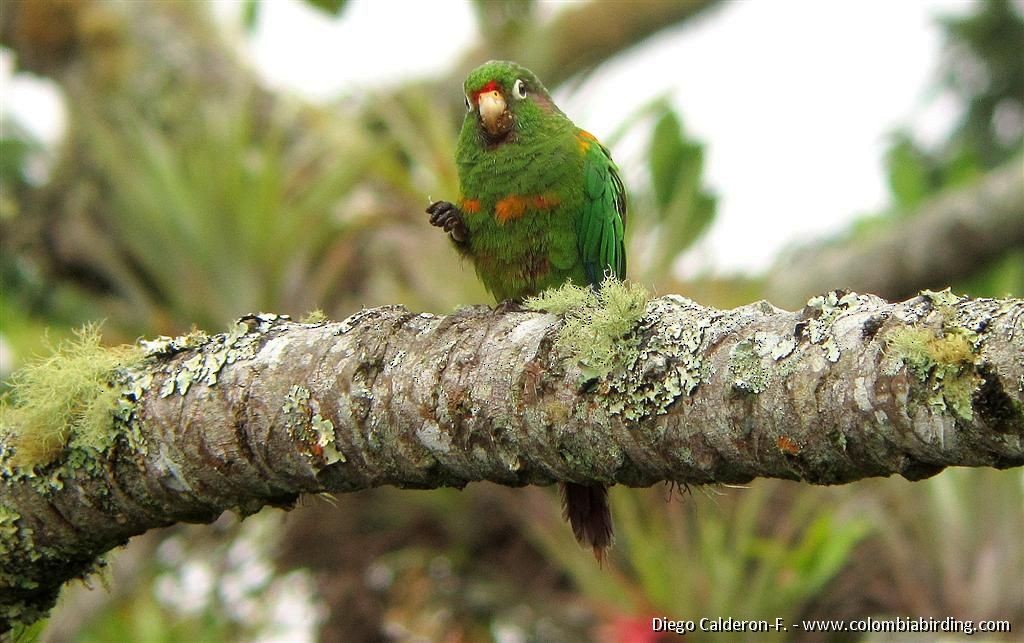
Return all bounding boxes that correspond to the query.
[652,616,1013,636]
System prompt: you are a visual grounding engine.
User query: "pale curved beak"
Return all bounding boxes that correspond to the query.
[477,90,508,137]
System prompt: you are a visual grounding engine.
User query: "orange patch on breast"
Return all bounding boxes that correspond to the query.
[461,198,482,214]
[576,130,598,152]
[494,193,561,224]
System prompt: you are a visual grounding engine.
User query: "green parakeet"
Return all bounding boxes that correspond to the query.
[427,60,626,561]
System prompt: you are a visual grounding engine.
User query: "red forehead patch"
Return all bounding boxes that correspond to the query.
[473,80,501,102]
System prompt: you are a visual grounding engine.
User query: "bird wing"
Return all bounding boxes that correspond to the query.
[577,131,627,287]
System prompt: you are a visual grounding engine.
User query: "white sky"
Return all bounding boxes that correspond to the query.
[2,0,974,275]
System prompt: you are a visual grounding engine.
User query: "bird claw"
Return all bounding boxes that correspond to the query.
[493,299,525,313]
[427,201,468,243]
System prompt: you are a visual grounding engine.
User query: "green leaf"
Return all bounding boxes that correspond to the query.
[675,192,716,251]
[649,109,687,211]
[885,135,931,210]
[241,0,260,31]
[941,144,984,187]
[0,119,39,187]
[302,0,348,17]
[647,106,718,259]
[0,138,31,183]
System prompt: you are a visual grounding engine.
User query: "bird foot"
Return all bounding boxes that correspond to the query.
[427,201,468,243]
[493,299,526,314]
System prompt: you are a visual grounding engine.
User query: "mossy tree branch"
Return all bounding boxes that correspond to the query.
[2,289,1023,631]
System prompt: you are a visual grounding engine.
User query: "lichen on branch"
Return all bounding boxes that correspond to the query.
[0,325,144,469]
[1,289,1022,632]
[524,277,649,379]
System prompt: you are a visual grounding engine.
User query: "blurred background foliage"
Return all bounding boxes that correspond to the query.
[1,0,1021,641]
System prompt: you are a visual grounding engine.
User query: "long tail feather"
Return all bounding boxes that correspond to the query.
[560,482,613,563]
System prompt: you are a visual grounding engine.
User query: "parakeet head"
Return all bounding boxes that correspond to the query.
[462,60,562,145]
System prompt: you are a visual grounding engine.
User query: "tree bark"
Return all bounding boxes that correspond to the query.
[2,290,1022,630]
[766,159,1024,306]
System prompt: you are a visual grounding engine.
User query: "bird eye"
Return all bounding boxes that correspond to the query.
[464,95,472,111]
[513,79,527,99]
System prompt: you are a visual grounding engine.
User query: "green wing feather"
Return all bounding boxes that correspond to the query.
[578,135,627,287]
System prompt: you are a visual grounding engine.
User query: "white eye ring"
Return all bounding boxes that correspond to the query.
[464,95,472,111]
[513,79,527,99]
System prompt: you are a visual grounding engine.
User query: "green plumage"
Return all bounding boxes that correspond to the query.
[452,60,626,300]
[428,60,626,561]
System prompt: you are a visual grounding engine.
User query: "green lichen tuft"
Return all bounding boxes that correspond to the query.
[525,277,650,379]
[885,325,981,421]
[301,308,327,324]
[885,328,936,373]
[524,280,597,314]
[0,325,144,469]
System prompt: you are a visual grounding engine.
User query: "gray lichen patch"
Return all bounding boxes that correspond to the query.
[605,295,712,422]
[334,307,402,335]
[312,414,344,464]
[1,494,108,624]
[283,384,312,415]
[0,499,45,626]
[727,330,801,395]
[949,292,1023,349]
[2,495,98,625]
[919,288,962,308]
[526,278,676,422]
[766,333,797,361]
[387,350,407,371]
[283,385,345,466]
[729,338,772,394]
[802,290,870,363]
[139,327,210,357]
[157,313,287,398]
[0,499,61,613]
[0,503,29,577]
